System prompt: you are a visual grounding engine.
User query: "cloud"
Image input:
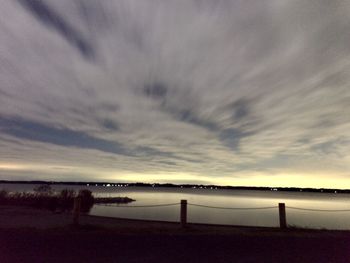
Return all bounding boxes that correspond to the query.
[17,0,95,59]
[0,0,350,187]
[218,128,253,152]
[229,99,251,122]
[100,119,119,131]
[143,82,168,99]
[0,116,127,155]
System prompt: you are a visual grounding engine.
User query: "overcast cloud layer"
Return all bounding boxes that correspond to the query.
[1,0,350,187]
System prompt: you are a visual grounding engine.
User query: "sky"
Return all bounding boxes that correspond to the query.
[0,0,350,188]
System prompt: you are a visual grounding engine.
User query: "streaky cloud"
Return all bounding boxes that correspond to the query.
[17,0,95,60]
[0,116,127,155]
[230,99,251,121]
[0,116,190,162]
[101,119,119,131]
[143,83,168,99]
[219,128,253,152]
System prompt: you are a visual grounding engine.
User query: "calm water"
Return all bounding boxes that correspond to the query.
[2,184,350,230]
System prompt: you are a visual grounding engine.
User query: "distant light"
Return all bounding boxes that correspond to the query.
[87,184,89,186]
[106,184,111,187]
[95,184,98,186]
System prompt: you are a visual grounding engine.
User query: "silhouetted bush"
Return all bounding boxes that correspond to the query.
[59,189,76,212]
[60,189,76,199]
[79,189,94,213]
[0,187,74,211]
[0,187,134,212]
[33,184,53,195]
[0,190,8,204]
[0,189,8,197]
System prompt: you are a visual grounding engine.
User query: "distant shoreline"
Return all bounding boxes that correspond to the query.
[0,180,348,194]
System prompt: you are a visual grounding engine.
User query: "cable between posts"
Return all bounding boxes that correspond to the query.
[286,206,350,212]
[188,203,278,210]
[95,203,180,208]
[95,203,350,212]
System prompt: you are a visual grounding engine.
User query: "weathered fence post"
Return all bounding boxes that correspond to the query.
[180,199,187,227]
[73,195,81,226]
[279,203,287,229]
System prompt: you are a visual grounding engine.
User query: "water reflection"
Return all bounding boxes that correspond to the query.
[88,187,350,229]
[2,184,350,229]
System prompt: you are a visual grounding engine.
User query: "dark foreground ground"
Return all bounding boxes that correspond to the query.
[0,206,349,263]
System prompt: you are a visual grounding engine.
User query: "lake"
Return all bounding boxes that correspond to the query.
[1,184,350,230]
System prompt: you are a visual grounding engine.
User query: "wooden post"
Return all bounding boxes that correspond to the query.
[180,199,187,228]
[279,203,287,229]
[73,196,81,226]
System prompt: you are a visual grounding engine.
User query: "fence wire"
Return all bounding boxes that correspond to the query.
[95,203,180,208]
[188,203,278,210]
[286,206,350,212]
[95,202,350,212]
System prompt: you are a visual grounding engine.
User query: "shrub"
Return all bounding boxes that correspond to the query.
[79,189,94,213]
[33,185,53,195]
[0,189,8,198]
[59,189,76,212]
[0,189,8,204]
[60,189,76,199]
